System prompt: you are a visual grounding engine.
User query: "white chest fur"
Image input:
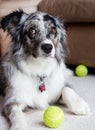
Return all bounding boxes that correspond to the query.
[6,57,66,110]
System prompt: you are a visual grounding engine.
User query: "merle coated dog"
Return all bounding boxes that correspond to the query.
[0,10,90,130]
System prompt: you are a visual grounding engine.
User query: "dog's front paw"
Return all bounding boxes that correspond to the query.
[71,97,91,115]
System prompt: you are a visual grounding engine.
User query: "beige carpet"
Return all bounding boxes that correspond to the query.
[0,75,95,130]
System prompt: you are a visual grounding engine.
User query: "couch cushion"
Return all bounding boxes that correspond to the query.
[38,0,95,22]
[66,23,95,67]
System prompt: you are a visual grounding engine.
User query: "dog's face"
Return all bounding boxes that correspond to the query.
[1,10,66,62]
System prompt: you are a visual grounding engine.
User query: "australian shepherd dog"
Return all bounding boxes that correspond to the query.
[0,10,90,130]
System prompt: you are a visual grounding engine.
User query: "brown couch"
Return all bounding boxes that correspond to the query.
[38,0,95,67]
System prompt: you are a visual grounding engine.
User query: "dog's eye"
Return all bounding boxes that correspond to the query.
[29,28,36,35]
[51,27,57,34]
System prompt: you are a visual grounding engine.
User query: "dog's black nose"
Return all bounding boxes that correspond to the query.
[41,44,53,54]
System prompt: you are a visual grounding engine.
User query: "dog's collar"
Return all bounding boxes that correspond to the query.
[37,75,46,92]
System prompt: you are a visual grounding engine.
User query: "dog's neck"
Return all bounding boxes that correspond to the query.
[17,57,56,92]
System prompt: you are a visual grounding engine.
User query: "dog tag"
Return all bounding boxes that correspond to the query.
[39,84,46,92]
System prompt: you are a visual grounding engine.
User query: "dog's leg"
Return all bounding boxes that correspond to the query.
[61,86,90,115]
[4,103,27,130]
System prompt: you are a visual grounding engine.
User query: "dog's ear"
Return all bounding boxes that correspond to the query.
[0,9,28,34]
[54,17,67,63]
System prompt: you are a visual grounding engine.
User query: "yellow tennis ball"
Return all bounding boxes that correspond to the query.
[75,65,88,77]
[43,106,65,128]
